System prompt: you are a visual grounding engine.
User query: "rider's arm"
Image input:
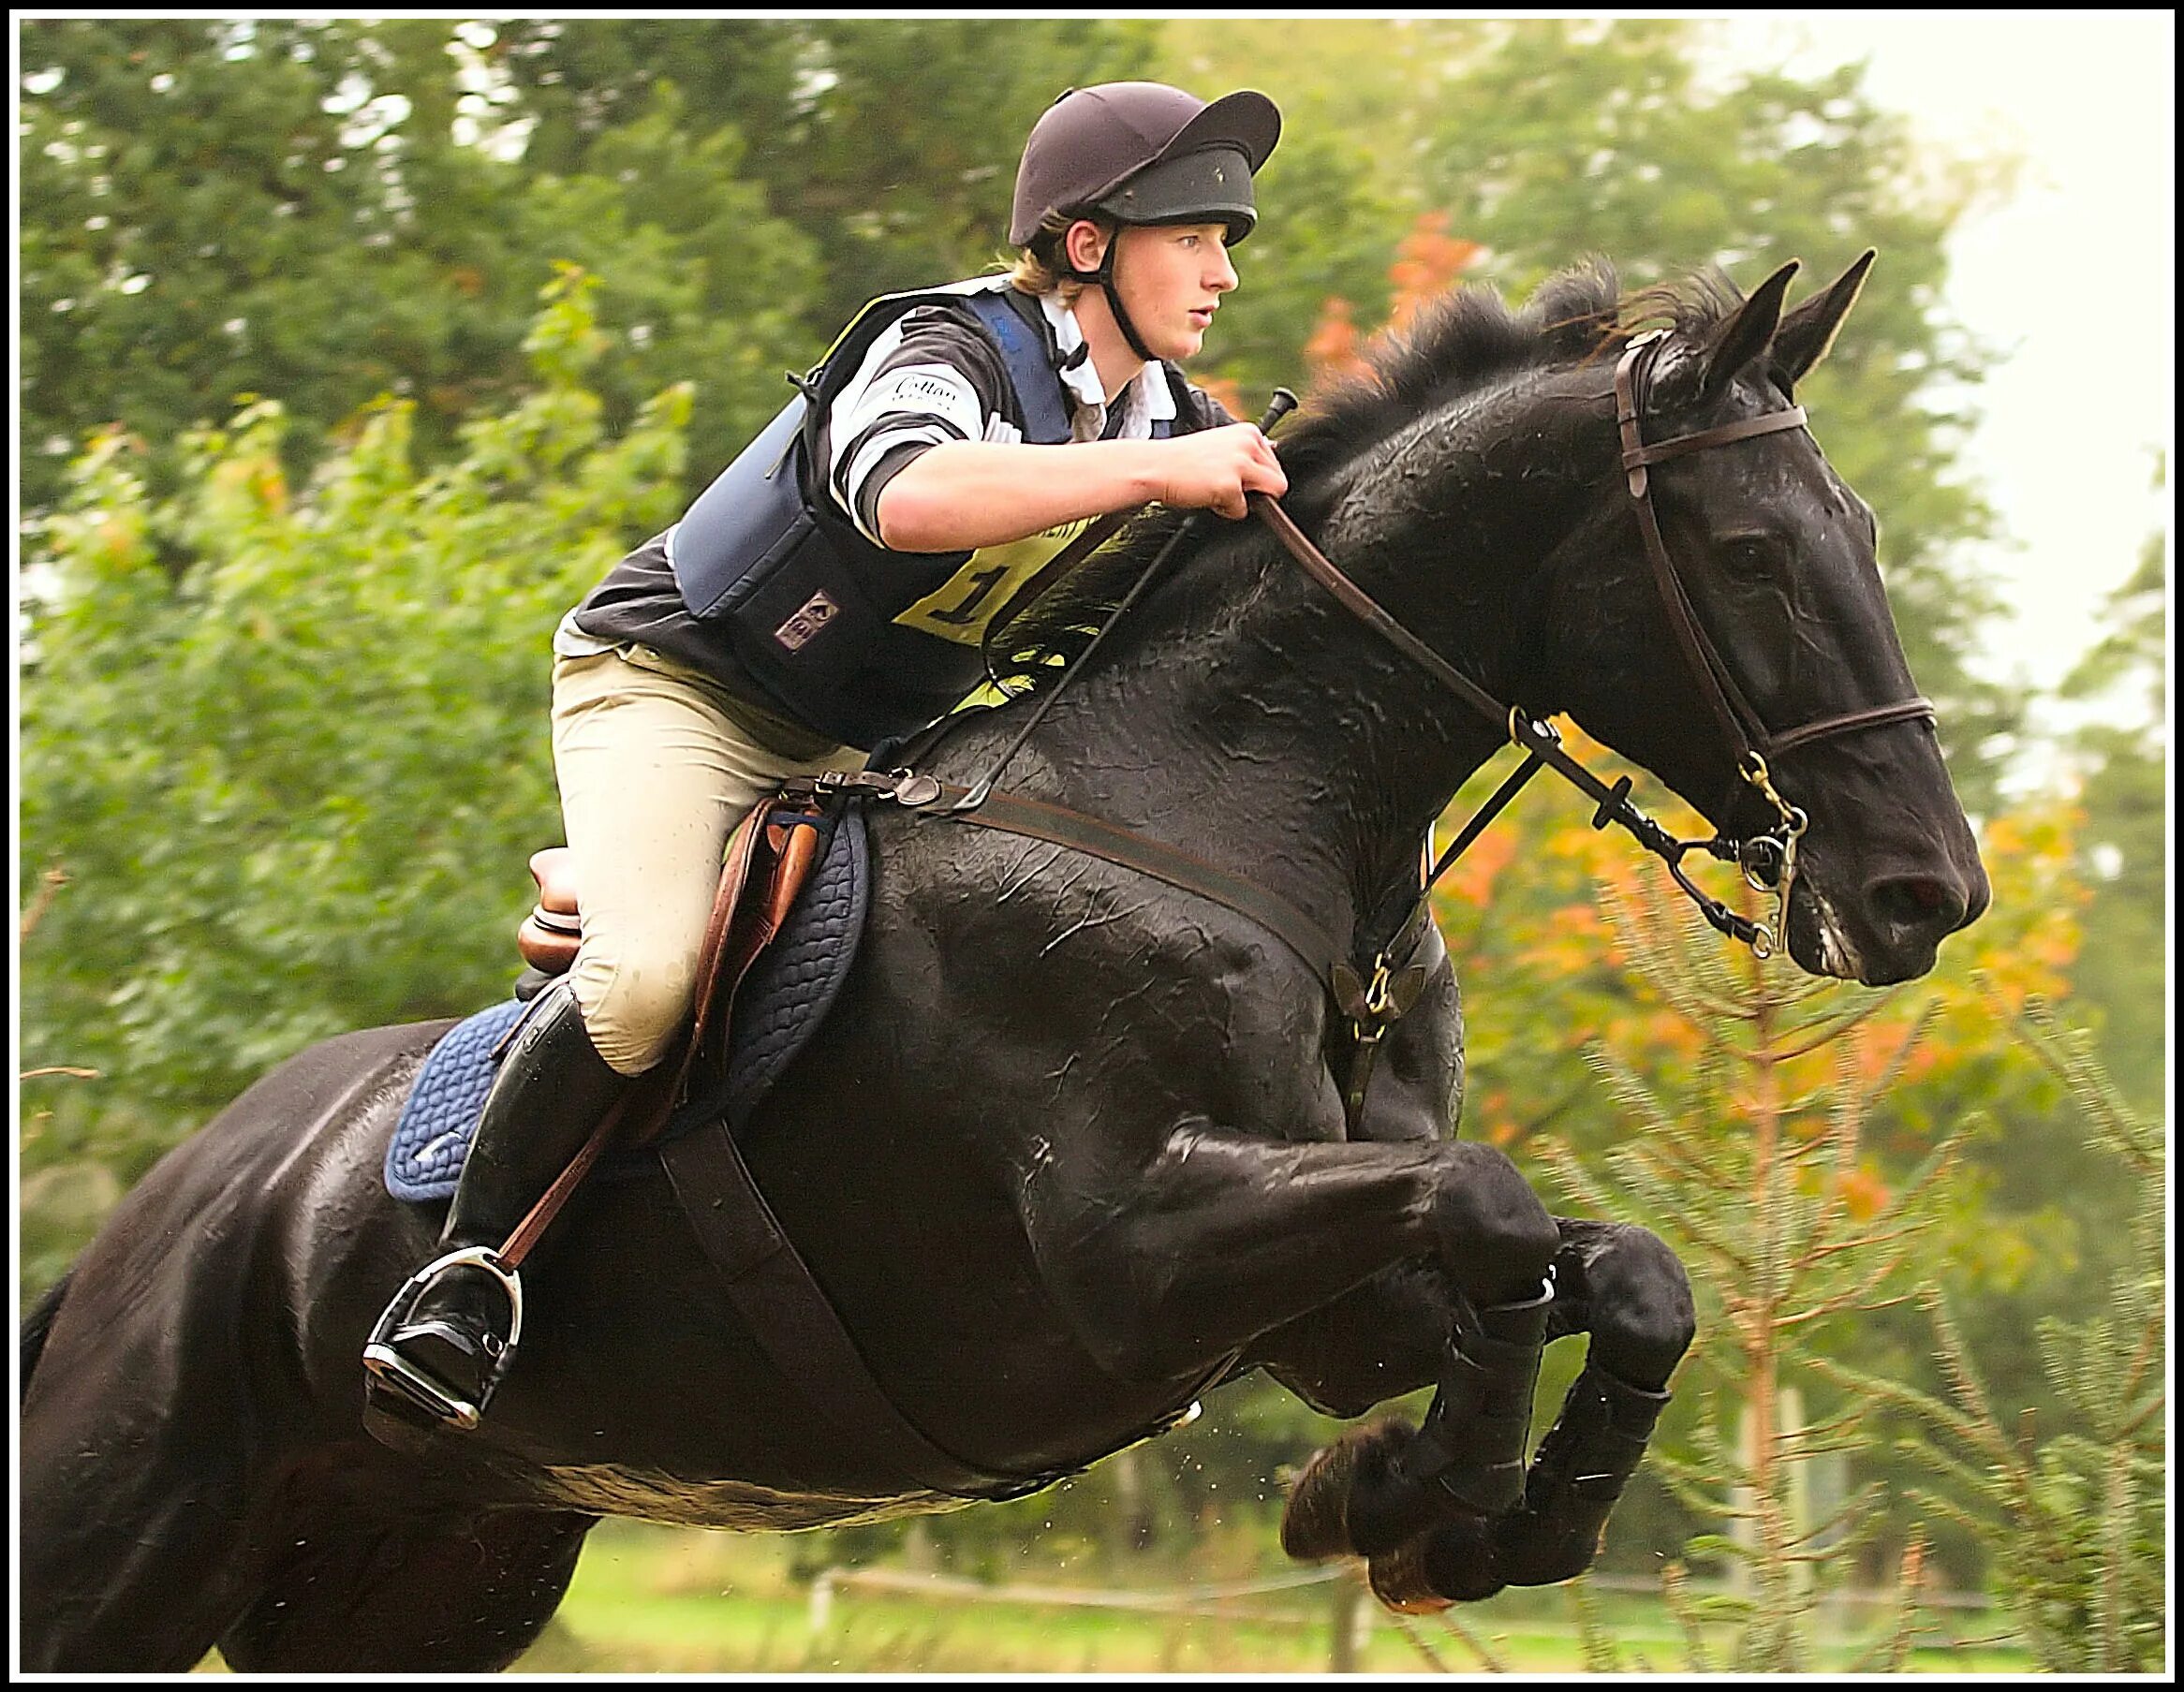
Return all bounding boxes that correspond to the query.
[825,302,1283,555]
[874,430,1285,552]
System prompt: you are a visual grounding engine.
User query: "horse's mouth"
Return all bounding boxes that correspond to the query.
[1784,879,1941,987]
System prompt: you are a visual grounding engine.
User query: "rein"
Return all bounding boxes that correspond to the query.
[817,332,1938,1126]
[1247,332,1934,966]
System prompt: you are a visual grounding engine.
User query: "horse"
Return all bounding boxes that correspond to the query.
[20,252,1987,1670]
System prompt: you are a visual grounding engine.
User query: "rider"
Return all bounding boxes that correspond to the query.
[364,82,1291,1428]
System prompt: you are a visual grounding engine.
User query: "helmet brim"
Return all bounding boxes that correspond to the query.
[1095,144,1259,243]
[1157,89,1281,176]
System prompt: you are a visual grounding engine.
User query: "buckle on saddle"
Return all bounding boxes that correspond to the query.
[362,1245,524,1431]
[791,768,944,809]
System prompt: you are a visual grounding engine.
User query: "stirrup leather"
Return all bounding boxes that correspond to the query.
[362,1245,525,1431]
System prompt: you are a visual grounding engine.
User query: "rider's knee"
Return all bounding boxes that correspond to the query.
[1435,1143,1558,1302]
[568,943,698,1077]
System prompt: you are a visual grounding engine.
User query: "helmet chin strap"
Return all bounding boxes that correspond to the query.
[1065,230,1158,367]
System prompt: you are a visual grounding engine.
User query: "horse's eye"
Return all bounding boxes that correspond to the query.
[1718,535,1785,580]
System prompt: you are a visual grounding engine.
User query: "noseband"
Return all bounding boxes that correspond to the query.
[1253,331,1936,959]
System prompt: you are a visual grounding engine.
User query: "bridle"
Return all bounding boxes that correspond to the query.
[1250,329,1936,964]
[1610,332,1937,897]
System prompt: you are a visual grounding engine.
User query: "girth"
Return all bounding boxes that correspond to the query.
[651,793,1224,1502]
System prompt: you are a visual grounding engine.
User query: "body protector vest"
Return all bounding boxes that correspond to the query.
[666,278,1192,751]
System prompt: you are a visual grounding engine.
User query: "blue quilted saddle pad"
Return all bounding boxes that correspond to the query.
[386,802,870,1202]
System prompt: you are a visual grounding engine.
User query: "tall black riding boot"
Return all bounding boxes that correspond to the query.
[1345,1277,1556,1557]
[363,978,633,1428]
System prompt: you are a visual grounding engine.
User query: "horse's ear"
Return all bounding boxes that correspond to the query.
[1771,248,1877,390]
[1698,260,1799,400]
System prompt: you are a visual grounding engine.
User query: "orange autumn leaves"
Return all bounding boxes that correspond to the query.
[1430,714,2083,1195]
[1307,212,1485,384]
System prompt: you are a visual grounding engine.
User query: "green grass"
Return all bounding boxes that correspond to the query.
[501,1521,2036,1675]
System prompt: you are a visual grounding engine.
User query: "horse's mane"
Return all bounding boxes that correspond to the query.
[987,257,1745,697]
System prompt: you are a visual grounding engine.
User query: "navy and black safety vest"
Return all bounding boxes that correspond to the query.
[665,278,1191,751]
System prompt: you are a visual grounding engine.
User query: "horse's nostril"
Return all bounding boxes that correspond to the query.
[1870,874,1965,934]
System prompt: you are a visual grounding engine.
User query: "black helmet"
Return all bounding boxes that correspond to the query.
[1010,82,1281,249]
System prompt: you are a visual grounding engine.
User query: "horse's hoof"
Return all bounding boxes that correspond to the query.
[1280,1416,1412,1562]
[1366,1533,1455,1613]
[1366,1517,1505,1611]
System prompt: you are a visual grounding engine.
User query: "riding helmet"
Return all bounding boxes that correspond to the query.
[1010,81,1282,249]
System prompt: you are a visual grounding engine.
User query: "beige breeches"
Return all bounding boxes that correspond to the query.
[549,647,865,1076]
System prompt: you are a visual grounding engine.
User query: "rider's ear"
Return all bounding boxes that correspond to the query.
[1065,218,1113,274]
[1770,249,1877,392]
[1698,260,1798,401]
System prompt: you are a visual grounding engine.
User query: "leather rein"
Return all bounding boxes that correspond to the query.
[804,333,1938,1122]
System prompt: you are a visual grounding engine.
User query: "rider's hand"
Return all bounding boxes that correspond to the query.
[1154,423,1289,520]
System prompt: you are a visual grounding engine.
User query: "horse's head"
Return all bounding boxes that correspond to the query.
[1536,255,1989,984]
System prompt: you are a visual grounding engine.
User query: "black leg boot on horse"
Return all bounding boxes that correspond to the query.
[1284,1276,1555,1564]
[362,978,635,1430]
[1367,1363,1672,1609]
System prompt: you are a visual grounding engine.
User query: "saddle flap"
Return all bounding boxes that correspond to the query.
[623,794,834,1149]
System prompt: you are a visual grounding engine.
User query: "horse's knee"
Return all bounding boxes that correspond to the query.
[1433,1144,1558,1304]
[1583,1228,1695,1389]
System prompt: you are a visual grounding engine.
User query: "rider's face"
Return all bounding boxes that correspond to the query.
[1101,222,1240,362]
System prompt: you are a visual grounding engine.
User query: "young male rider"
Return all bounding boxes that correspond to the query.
[364,82,1290,1428]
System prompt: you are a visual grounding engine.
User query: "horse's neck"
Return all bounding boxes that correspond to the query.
[1043,476,1572,934]
[1055,375,1604,928]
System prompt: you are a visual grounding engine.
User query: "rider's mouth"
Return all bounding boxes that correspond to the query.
[1188,306,1217,330]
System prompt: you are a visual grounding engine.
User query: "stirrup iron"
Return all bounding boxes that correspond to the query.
[362,1244,525,1431]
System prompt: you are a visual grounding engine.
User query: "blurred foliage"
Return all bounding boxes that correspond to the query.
[2058,463,2167,1111]
[1529,871,1968,1672]
[20,266,687,1157]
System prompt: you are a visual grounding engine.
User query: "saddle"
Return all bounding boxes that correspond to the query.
[472,792,846,1268]
[384,790,843,1240]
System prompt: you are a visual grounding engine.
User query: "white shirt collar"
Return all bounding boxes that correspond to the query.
[1036,289,1176,434]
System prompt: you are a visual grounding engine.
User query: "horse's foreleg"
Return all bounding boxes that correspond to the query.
[1022,1124,1556,1388]
[1368,1217,1694,1609]
[1247,1258,1458,1419]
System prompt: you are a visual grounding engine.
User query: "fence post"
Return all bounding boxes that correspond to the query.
[1329,1566,1368,1671]
[809,1568,836,1634]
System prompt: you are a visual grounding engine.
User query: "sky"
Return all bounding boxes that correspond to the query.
[1705,12,2174,766]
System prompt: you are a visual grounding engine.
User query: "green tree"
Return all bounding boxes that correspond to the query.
[1826,1000,2165,1671]
[2058,464,2167,1110]
[17,18,822,518]
[19,269,690,1227]
[1408,20,2023,811]
[1534,872,1967,1671]
[19,19,530,513]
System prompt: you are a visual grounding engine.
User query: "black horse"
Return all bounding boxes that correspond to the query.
[20,254,1986,1670]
